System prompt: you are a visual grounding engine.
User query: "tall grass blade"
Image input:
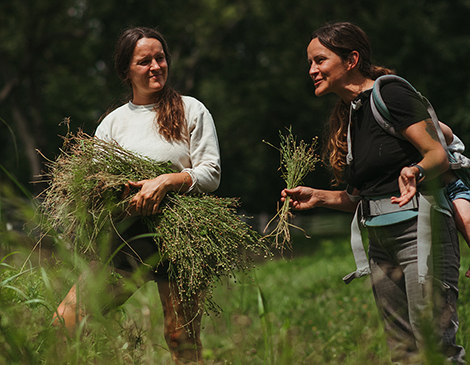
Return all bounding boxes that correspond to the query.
[0,117,19,166]
[0,164,36,203]
[257,282,274,364]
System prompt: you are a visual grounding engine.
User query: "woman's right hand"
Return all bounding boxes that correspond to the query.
[120,182,139,217]
[281,186,318,210]
[281,187,360,213]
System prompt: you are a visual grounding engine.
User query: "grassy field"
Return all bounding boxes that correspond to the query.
[1,200,470,364]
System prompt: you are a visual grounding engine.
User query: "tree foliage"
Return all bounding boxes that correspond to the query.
[1,0,470,213]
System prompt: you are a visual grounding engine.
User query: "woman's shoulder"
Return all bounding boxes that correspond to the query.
[95,102,138,136]
[181,95,215,130]
[380,77,421,103]
[181,95,210,113]
[378,77,429,126]
[101,102,132,121]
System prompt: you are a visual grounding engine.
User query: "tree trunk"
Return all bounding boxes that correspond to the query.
[11,102,42,184]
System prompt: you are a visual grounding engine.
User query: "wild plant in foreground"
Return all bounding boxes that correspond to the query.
[263,127,319,252]
[37,130,271,313]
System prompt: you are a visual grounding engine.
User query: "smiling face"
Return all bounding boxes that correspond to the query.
[307,38,350,98]
[128,37,168,105]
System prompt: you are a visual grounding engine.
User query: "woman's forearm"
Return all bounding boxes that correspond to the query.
[162,172,193,193]
[283,186,358,212]
[315,189,359,212]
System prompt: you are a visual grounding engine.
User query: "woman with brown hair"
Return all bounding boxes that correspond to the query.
[281,22,465,363]
[53,26,221,364]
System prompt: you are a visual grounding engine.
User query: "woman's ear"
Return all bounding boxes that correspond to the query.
[347,51,360,71]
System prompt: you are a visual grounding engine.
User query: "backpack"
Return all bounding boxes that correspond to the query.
[370,75,470,189]
[344,75,468,285]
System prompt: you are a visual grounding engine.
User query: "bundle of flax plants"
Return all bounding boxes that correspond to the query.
[38,130,270,312]
[263,127,319,252]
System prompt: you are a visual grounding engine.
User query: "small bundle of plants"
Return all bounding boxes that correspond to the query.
[263,127,319,252]
[38,130,270,313]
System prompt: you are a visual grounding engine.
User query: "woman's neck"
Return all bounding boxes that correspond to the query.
[339,77,375,104]
[132,94,157,105]
[132,89,164,105]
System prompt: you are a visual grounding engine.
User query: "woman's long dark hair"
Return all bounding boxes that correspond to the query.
[114,27,186,142]
[312,22,395,184]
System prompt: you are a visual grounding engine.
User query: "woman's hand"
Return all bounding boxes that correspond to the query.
[281,186,318,211]
[127,175,171,216]
[391,118,449,207]
[390,166,418,207]
[281,186,359,212]
[122,172,192,216]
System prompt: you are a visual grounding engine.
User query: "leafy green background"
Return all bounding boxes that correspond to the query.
[2,0,470,213]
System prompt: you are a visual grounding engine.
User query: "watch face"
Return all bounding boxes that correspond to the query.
[410,163,425,182]
[416,166,425,182]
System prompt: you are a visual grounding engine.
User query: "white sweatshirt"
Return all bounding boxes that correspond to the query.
[94,96,221,193]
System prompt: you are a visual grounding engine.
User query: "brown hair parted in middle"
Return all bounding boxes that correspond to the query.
[312,22,395,184]
[114,27,186,143]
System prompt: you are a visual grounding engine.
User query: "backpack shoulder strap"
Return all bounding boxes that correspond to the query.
[370,75,448,150]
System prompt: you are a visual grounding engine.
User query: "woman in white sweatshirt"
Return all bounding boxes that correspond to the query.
[53,26,221,364]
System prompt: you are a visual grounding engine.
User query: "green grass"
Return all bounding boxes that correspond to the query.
[1,191,470,364]
[0,236,385,364]
[200,236,392,365]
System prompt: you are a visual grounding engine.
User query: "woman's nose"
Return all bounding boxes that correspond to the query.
[309,63,318,77]
[150,59,160,70]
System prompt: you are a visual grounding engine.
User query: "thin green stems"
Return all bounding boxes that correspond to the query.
[263,127,319,252]
[38,131,271,313]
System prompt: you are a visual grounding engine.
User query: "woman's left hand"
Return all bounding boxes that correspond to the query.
[391,119,449,207]
[122,172,192,216]
[126,175,171,216]
[391,166,417,207]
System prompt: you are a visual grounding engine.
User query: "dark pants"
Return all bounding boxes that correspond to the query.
[368,213,465,364]
[109,218,204,363]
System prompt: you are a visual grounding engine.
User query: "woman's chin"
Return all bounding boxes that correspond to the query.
[314,88,326,97]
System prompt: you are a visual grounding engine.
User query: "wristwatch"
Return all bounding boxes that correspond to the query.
[409,163,425,183]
